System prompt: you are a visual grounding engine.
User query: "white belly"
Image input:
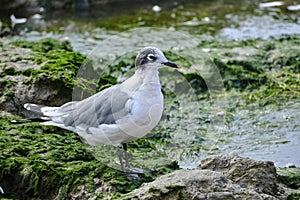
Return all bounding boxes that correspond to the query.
[117,84,164,139]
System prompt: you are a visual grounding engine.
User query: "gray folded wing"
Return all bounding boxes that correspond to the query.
[62,85,132,128]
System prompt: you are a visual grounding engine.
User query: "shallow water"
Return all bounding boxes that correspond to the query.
[222,101,300,167]
[7,0,300,54]
[3,0,300,167]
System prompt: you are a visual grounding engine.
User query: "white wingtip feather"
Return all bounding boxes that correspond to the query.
[24,103,35,110]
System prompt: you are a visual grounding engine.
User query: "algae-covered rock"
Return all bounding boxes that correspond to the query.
[0,38,85,115]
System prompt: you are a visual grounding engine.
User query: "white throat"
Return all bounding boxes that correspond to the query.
[135,66,160,85]
[120,65,161,93]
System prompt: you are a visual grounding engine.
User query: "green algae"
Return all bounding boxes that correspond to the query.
[12,38,73,53]
[0,116,176,199]
[150,34,300,169]
[213,57,267,90]
[277,167,300,200]
[287,193,300,200]
[11,38,120,101]
[193,35,300,171]
[0,116,92,198]
[35,49,85,87]
[202,35,300,102]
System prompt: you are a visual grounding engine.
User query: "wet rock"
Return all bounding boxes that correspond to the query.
[122,155,289,199]
[0,39,38,114]
[198,154,280,195]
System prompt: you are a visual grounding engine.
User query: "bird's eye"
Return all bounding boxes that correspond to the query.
[147,54,156,61]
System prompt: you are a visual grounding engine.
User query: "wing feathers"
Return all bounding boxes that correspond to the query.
[23,85,133,131]
[63,86,131,127]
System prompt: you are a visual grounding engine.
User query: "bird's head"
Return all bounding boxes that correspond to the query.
[135,47,179,69]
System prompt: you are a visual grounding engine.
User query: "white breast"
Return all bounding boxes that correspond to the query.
[117,83,163,139]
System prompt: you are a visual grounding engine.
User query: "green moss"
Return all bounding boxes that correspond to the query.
[12,38,73,53]
[0,117,130,198]
[277,167,300,189]
[6,39,89,103]
[287,193,300,200]
[213,58,267,90]
[35,49,85,87]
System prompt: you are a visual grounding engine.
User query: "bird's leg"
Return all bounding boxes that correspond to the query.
[116,146,126,173]
[122,143,144,174]
[117,145,139,179]
[122,143,131,168]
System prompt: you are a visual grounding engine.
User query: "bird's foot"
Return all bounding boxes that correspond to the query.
[125,167,144,179]
[126,173,140,179]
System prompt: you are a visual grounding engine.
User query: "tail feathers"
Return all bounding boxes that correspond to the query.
[10,103,53,124]
[21,102,76,124]
[11,117,50,124]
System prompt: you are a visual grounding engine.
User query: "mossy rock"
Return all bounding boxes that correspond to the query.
[12,38,73,53]
[0,38,97,114]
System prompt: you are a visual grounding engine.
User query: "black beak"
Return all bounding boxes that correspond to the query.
[162,61,179,68]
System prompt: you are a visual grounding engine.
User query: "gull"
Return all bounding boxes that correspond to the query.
[18,47,178,175]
